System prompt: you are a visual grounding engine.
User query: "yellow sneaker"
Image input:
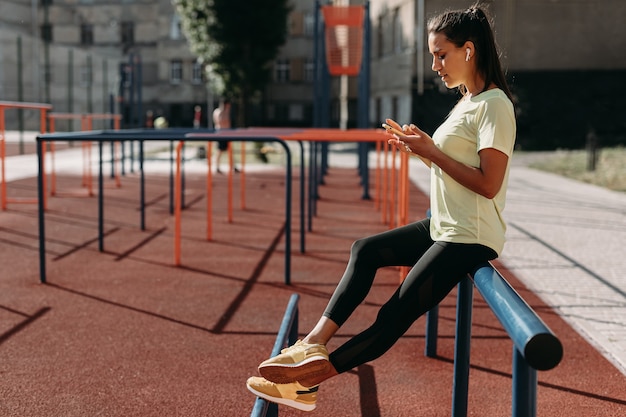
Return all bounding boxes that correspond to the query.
[258,340,330,384]
[246,376,318,412]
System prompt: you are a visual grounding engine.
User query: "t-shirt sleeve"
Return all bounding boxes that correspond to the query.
[475,96,516,157]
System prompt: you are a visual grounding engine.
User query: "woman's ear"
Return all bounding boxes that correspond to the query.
[463,41,475,61]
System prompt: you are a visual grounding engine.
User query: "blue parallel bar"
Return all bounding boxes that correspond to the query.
[424,305,438,358]
[512,346,537,417]
[452,277,473,417]
[36,129,297,285]
[472,264,563,371]
[250,293,300,417]
[422,261,562,417]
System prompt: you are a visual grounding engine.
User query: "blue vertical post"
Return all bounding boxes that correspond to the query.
[37,138,47,283]
[98,140,104,252]
[512,347,537,417]
[140,139,146,230]
[452,277,473,417]
[128,53,135,173]
[424,305,439,357]
[357,2,371,200]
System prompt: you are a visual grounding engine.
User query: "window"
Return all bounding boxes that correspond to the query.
[170,60,183,84]
[274,59,290,83]
[304,12,315,37]
[289,104,304,121]
[120,21,134,47]
[291,59,303,82]
[170,14,183,40]
[120,63,132,88]
[192,61,204,84]
[290,11,303,36]
[392,8,402,53]
[376,15,383,58]
[80,65,92,87]
[41,23,53,42]
[304,58,315,82]
[80,23,94,46]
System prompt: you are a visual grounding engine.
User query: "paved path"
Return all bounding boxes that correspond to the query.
[407,153,626,375]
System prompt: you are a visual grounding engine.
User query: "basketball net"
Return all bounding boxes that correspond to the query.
[321,5,365,76]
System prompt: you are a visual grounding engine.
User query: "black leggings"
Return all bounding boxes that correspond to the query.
[324,218,497,374]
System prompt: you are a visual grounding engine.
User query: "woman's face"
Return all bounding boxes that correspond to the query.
[428,32,470,90]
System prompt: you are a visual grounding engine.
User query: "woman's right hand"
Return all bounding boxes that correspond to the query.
[384,119,432,167]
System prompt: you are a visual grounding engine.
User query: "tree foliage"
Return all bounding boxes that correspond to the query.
[173,0,291,125]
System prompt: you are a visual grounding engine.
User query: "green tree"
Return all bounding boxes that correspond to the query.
[173,0,291,126]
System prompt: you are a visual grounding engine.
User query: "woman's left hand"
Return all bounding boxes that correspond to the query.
[385,119,435,158]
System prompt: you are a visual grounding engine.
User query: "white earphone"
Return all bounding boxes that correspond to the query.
[465,48,471,61]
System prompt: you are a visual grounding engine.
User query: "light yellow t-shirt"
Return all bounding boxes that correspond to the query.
[429,88,516,255]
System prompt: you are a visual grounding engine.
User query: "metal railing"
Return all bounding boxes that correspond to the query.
[0,101,52,210]
[425,263,563,417]
[250,293,300,417]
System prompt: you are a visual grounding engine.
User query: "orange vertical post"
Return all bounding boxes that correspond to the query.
[240,143,246,209]
[0,107,6,210]
[206,142,213,241]
[40,108,48,210]
[174,141,183,266]
[227,142,234,223]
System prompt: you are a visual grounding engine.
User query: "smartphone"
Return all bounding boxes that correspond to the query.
[381,123,405,136]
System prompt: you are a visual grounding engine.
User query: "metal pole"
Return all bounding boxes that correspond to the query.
[452,277,473,417]
[512,347,537,417]
[37,138,46,283]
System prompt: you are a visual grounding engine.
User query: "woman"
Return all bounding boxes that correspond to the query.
[247,4,516,412]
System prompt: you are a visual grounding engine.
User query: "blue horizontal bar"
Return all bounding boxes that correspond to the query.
[472,264,563,370]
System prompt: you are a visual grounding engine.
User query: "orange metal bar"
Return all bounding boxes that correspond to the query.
[206,142,213,241]
[0,107,6,210]
[48,117,57,196]
[186,127,405,228]
[0,101,52,210]
[389,145,397,229]
[48,113,122,196]
[174,141,184,266]
[40,108,48,210]
[375,140,382,210]
[227,142,234,223]
[240,143,246,210]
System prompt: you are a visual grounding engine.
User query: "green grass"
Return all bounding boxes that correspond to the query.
[529,146,626,192]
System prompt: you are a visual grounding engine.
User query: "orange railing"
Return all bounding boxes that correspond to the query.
[0,101,52,210]
[187,127,409,249]
[47,112,122,196]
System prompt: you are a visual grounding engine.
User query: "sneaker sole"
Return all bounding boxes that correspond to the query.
[258,356,330,384]
[246,383,316,412]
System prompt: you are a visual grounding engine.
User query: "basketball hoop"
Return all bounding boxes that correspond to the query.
[321,5,364,76]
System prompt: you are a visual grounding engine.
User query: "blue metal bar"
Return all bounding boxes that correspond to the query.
[139,139,145,230]
[250,293,300,417]
[512,346,537,417]
[358,2,371,200]
[296,141,306,253]
[472,264,563,371]
[36,141,46,283]
[424,305,438,358]
[35,129,295,285]
[452,277,473,417]
[98,141,104,251]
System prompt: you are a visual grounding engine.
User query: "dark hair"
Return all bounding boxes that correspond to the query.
[427,4,512,100]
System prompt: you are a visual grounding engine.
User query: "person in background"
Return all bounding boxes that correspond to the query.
[193,105,202,129]
[212,99,238,173]
[246,3,516,412]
